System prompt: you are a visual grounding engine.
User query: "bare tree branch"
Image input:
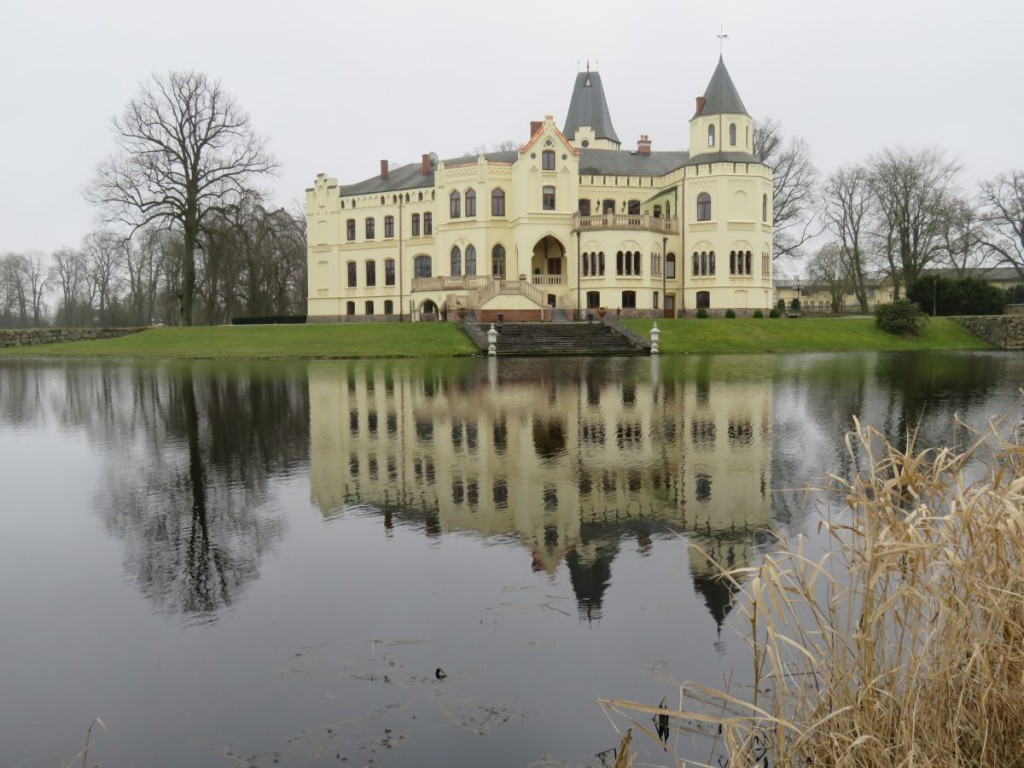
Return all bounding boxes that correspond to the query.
[85,71,278,325]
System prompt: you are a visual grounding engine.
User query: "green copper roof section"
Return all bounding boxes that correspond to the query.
[699,56,748,117]
[563,70,621,144]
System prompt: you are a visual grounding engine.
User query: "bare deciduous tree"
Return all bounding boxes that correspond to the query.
[82,230,125,326]
[978,170,1024,279]
[823,164,873,312]
[87,71,277,325]
[753,118,820,262]
[935,196,987,277]
[806,242,849,314]
[51,248,86,327]
[868,146,961,296]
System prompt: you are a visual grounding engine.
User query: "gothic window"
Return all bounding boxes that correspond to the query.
[708,124,716,147]
[697,193,711,221]
[411,213,420,236]
[492,188,505,216]
[465,244,477,276]
[346,219,355,241]
[729,123,737,146]
[423,212,432,235]
[762,193,768,222]
[465,189,476,217]
[492,244,506,278]
[414,254,432,278]
[666,253,676,279]
[384,215,394,238]
[450,190,461,219]
[451,246,462,277]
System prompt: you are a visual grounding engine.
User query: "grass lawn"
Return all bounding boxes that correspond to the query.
[0,316,993,360]
[0,324,480,360]
[621,316,993,354]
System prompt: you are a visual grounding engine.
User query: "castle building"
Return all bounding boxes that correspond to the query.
[306,57,773,322]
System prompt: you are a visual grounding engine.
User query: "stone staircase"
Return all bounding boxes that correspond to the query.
[474,321,648,357]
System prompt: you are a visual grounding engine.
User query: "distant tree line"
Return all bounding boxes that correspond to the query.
[0,204,305,329]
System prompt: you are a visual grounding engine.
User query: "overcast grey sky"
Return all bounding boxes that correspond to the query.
[2,0,1020,255]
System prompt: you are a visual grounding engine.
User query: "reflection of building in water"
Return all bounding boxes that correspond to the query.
[309,358,772,624]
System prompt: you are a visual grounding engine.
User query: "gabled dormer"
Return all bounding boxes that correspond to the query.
[563,68,621,150]
[689,56,755,160]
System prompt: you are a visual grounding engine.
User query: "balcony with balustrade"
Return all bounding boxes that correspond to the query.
[572,213,678,234]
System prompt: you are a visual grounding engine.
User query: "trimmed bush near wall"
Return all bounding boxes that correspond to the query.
[696,308,709,319]
[753,309,764,319]
[725,309,736,318]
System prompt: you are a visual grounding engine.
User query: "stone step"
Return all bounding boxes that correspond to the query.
[474,322,647,357]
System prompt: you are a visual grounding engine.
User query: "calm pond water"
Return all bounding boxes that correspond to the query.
[1,351,1020,767]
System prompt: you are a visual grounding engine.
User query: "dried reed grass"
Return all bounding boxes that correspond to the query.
[604,412,1024,767]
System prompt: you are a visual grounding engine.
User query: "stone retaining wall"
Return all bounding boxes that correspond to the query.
[953,316,1024,350]
[0,327,147,348]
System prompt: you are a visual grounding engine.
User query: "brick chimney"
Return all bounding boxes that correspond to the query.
[530,120,543,138]
[422,153,431,175]
[637,134,651,154]
[380,159,389,179]
[695,96,705,116]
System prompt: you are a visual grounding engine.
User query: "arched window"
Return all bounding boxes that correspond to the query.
[365,301,374,316]
[762,193,768,222]
[745,251,752,275]
[730,251,737,275]
[365,217,375,239]
[423,213,432,235]
[384,300,394,315]
[492,245,506,279]
[708,124,715,147]
[729,123,737,146]
[709,251,716,275]
[347,261,357,287]
[542,150,556,170]
[365,260,376,286]
[465,189,476,217]
[385,259,395,286]
[451,246,462,277]
[598,251,605,276]
[411,213,421,236]
[616,251,624,276]
[450,190,461,219]
[696,193,711,221]
[384,215,394,238]
[346,301,355,315]
[542,185,556,210]
[692,252,699,276]
[465,245,477,276]
[346,219,355,241]
[633,251,641,276]
[414,255,432,278]
[492,188,505,216]
[666,253,676,279]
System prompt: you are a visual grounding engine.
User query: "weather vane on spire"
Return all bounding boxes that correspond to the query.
[717,25,729,55]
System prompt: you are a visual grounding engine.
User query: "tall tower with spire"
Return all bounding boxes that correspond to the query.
[563,66,621,150]
[689,56,755,159]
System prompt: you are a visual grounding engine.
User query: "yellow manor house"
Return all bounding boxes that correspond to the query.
[306,56,773,322]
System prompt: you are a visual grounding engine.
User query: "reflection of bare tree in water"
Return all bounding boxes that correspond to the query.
[94,365,308,620]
